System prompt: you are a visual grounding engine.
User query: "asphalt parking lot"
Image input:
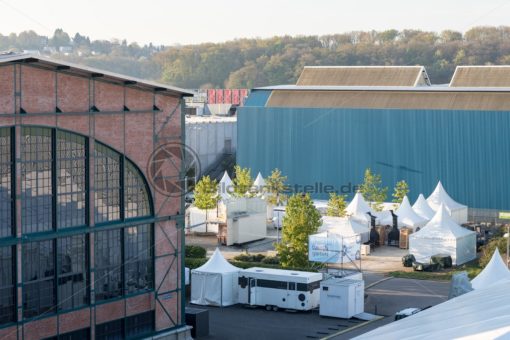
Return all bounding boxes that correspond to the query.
[188,274,450,340]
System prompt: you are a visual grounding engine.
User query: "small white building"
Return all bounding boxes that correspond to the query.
[320,278,364,318]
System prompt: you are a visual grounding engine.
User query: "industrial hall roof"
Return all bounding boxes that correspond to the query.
[0,53,193,96]
[450,65,510,87]
[296,66,430,87]
[253,65,510,111]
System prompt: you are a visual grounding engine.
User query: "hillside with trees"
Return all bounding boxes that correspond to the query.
[3,27,510,88]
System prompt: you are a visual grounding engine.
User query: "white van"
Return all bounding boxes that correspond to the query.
[238,267,322,311]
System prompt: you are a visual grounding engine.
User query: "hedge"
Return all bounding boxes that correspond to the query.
[185,245,207,259]
[184,257,318,272]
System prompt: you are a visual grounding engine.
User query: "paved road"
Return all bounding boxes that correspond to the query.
[189,275,450,340]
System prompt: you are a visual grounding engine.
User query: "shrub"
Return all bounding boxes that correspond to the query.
[185,257,208,269]
[261,256,280,265]
[185,245,207,259]
[479,237,508,268]
[233,253,266,262]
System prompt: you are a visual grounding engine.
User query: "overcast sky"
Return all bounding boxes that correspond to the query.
[1,0,509,45]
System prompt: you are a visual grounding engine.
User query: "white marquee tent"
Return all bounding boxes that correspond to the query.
[409,204,476,265]
[253,172,266,193]
[319,216,370,243]
[379,196,428,230]
[191,248,240,306]
[471,249,510,290]
[218,171,233,201]
[353,279,510,340]
[427,181,468,224]
[412,194,436,221]
[345,192,374,225]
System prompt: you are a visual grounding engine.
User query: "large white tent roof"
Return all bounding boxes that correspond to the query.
[426,181,467,211]
[192,248,240,274]
[353,279,510,340]
[411,204,473,240]
[218,171,233,200]
[320,216,368,235]
[380,196,427,229]
[471,249,510,290]
[412,193,436,220]
[346,192,372,215]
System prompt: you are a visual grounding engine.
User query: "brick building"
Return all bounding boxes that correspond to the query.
[0,54,192,339]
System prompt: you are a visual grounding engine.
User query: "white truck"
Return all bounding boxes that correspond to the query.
[238,267,322,311]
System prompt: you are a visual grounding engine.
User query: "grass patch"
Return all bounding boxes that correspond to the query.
[389,260,482,281]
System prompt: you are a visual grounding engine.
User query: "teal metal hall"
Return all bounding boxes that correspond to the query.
[237,66,510,213]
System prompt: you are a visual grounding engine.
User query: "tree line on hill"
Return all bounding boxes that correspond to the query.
[3,26,510,88]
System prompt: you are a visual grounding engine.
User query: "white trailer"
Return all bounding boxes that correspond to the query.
[238,267,322,311]
[319,278,364,318]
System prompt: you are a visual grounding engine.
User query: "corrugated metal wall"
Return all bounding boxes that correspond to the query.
[237,107,510,210]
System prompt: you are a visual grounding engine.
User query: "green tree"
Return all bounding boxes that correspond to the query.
[232,165,253,197]
[392,180,410,204]
[326,193,347,217]
[265,168,287,206]
[276,194,321,268]
[359,168,388,211]
[50,28,71,47]
[194,176,219,232]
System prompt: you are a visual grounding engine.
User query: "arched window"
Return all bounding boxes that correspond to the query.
[94,142,152,223]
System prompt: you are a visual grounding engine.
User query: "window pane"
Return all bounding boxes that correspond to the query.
[23,240,56,318]
[125,161,150,219]
[0,128,12,238]
[58,328,90,340]
[126,311,154,338]
[0,246,15,325]
[57,235,88,310]
[96,318,123,340]
[95,229,122,301]
[94,143,121,223]
[21,127,53,234]
[125,224,153,294]
[57,131,86,228]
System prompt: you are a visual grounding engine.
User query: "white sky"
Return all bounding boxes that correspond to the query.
[1,0,510,45]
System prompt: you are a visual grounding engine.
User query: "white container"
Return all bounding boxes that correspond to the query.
[320,278,364,318]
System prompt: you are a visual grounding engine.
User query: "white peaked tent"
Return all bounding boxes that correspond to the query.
[412,194,436,221]
[253,172,266,192]
[379,196,428,230]
[218,171,233,201]
[409,204,476,265]
[346,192,373,225]
[427,181,468,224]
[353,280,510,340]
[471,250,510,290]
[191,248,240,306]
[319,216,370,243]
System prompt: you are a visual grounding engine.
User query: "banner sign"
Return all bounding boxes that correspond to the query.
[308,233,361,264]
[499,211,510,220]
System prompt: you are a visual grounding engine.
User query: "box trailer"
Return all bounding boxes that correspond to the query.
[238,267,322,311]
[319,278,364,318]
